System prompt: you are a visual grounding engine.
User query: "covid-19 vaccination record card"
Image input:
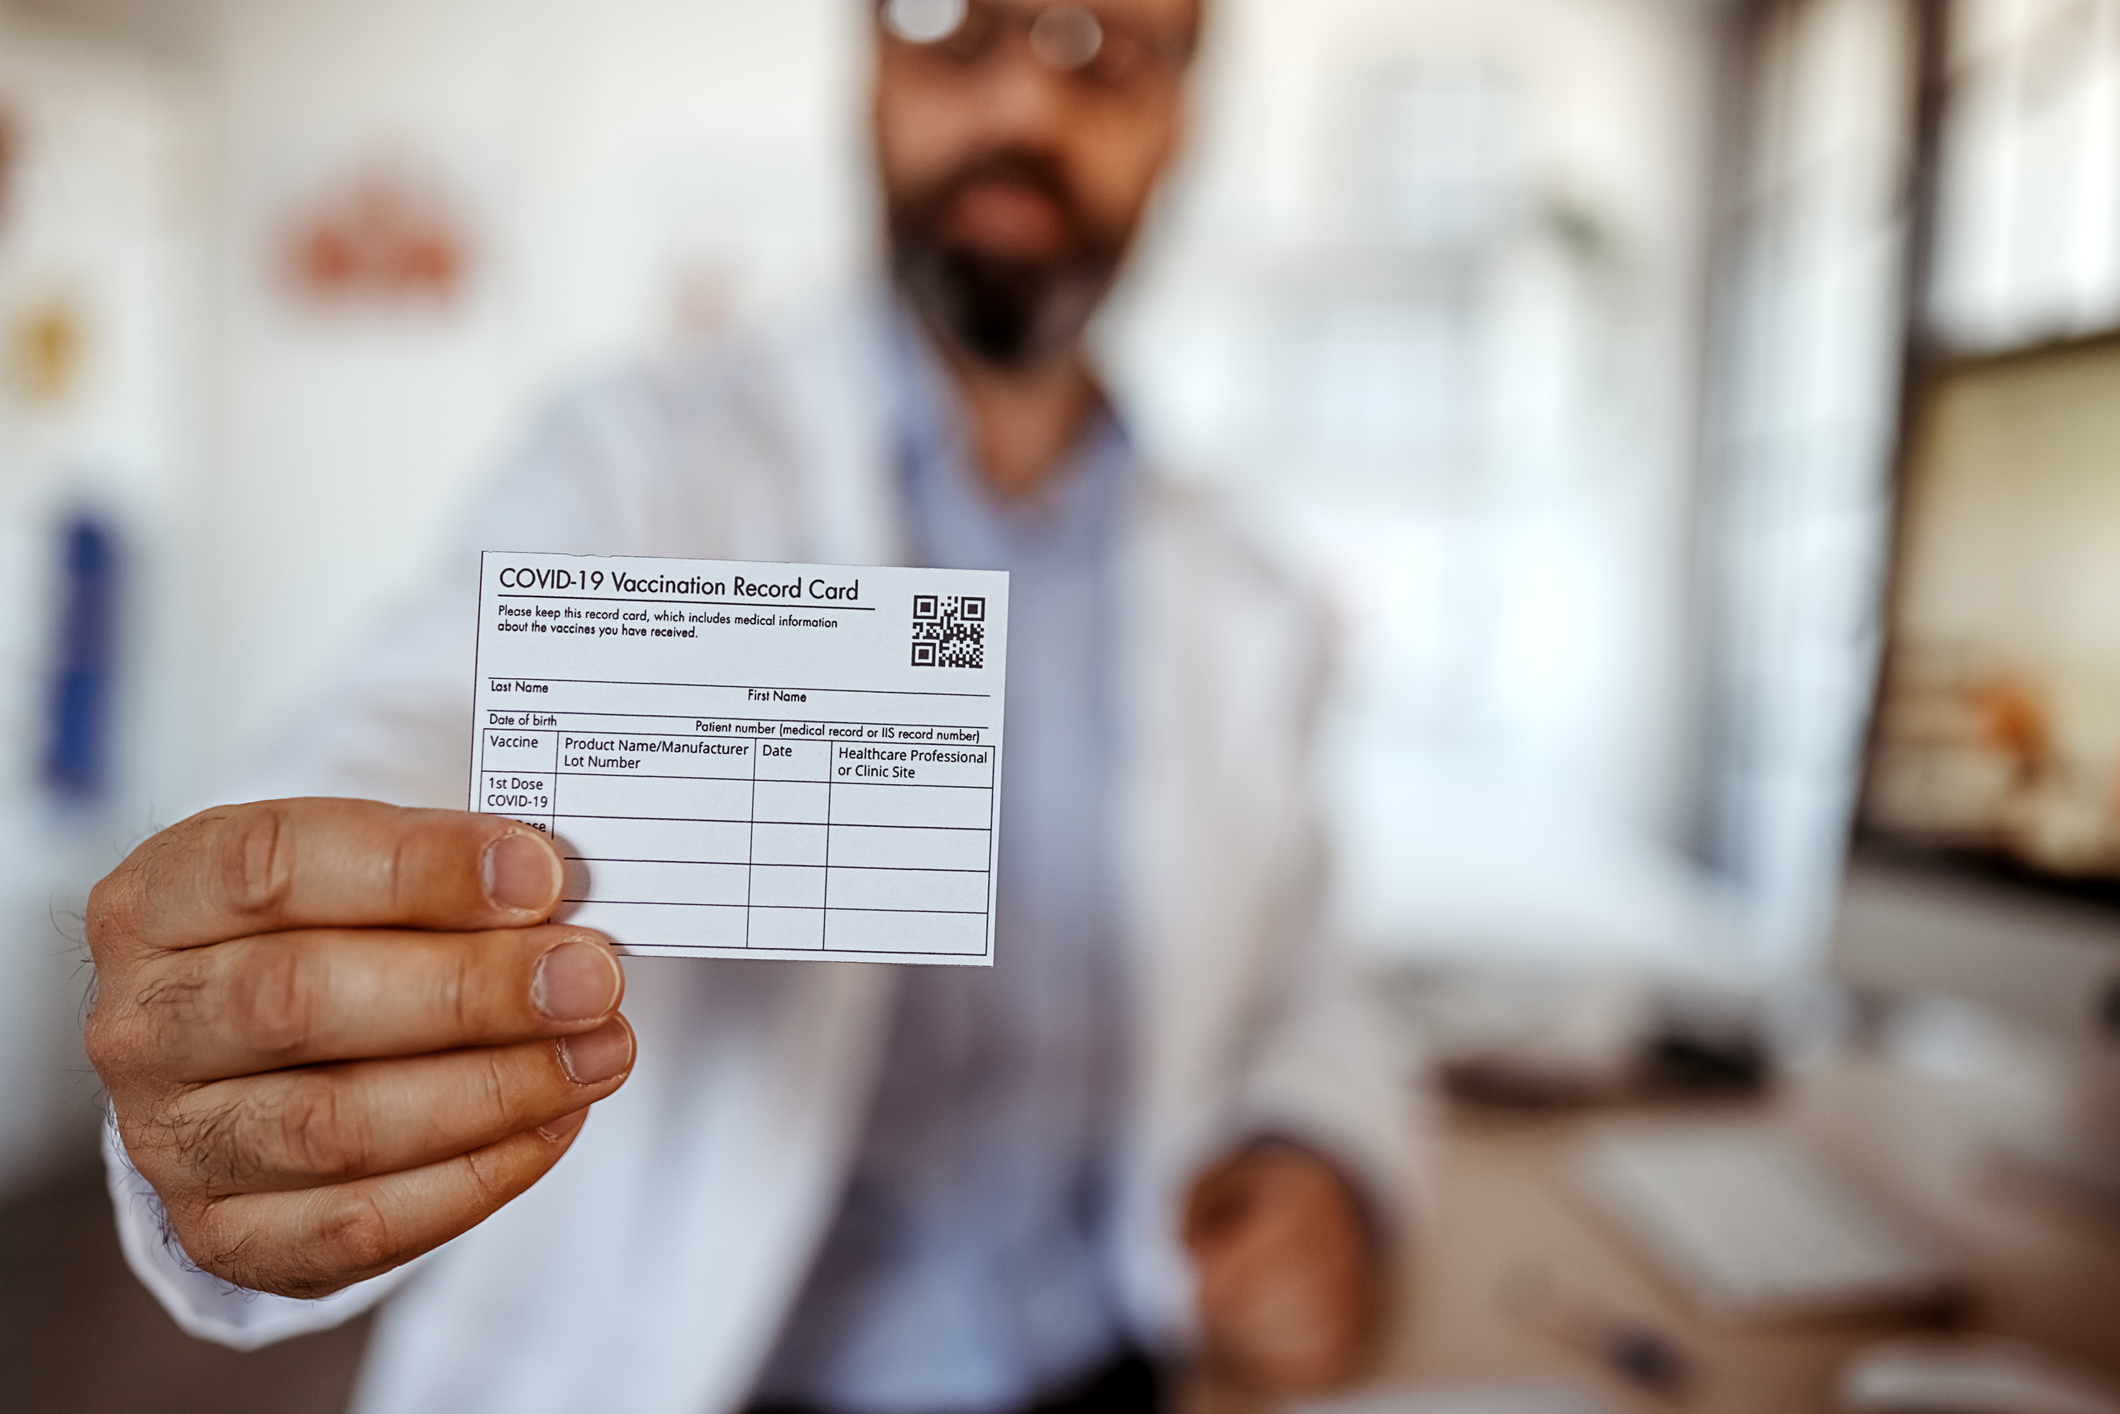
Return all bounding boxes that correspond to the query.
[470,552,1009,965]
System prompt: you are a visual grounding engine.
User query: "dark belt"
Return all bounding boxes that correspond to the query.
[748,1350,1161,1414]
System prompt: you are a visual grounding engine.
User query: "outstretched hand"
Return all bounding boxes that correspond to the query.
[85,798,634,1299]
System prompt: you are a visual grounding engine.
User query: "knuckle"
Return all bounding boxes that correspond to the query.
[456,1141,514,1214]
[167,1091,258,1189]
[308,1186,399,1281]
[84,870,143,957]
[210,805,297,926]
[110,1095,187,1184]
[165,1204,239,1280]
[133,955,213,1024]
[92,955,223,1088]
[166,1077,372,1192]
[386,829,422,916]
[82,1005,154,1086]
[173,1198,353,1300]
[84,805,298,962]
[266,1081,370,1183]
[223,946,316,1059]
[444,944,488,1036]
[81,1004,125,1074]
[477,1049,524,1134]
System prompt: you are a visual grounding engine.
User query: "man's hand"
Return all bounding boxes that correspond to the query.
[84,798,634,1300]
[1182,1143,1389,1395]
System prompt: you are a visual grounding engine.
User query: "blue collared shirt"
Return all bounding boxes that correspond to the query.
[751,316,1135,1413]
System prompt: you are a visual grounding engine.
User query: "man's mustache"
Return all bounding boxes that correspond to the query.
[919,147,1085,242]
[887,144,1127,368]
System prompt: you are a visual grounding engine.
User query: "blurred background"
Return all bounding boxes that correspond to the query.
[3,0,2118,1411]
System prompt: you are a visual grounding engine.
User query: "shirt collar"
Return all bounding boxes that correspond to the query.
[884,298,1134,560]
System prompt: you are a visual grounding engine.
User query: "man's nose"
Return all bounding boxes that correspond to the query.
[971,38,1077,146]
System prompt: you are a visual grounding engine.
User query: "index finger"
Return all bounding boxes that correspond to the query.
[89,799,564,956]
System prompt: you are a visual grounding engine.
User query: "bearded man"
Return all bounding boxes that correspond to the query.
[85,3,1420,1411]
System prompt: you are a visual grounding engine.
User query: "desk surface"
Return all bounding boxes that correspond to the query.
[1208,1056,2120,1414]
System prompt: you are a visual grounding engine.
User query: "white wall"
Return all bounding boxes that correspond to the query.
[0,0,206,1187]
[197,0,869,774]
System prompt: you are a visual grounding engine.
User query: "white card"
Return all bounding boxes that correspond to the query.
[469,551,1009,965]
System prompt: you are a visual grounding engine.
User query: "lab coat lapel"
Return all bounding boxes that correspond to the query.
[1107,480,1324,1346]
[1111,481,1234,1342]
[356,299,914,1414]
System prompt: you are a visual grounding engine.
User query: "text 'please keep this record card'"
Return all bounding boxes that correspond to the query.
[470,552,1009,965]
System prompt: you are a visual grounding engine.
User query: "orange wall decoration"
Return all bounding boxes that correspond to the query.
[7,297,87,406]
[279,159,474,309]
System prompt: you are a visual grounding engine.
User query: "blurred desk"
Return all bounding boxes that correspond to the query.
[1378,1056,2120,1412]
[1180,1056,2120,1414]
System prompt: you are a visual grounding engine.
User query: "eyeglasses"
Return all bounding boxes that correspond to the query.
[878,0,1194,93]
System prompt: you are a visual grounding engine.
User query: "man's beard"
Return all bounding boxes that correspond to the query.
[887,148,1127,371]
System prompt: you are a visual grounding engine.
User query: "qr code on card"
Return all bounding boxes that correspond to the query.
[911,594,985,669]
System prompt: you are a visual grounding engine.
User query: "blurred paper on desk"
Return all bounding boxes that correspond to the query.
[1577,1127,1964,1322]
[1298,1381,1616,1414]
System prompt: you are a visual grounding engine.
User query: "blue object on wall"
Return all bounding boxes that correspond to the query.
[43,512,121,800]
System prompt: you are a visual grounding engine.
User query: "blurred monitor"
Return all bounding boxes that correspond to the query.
[1834,336,2120,1094]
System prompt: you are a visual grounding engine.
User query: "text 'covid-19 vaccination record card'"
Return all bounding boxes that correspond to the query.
[470,552,1009,966]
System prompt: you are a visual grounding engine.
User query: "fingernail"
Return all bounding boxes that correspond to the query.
[533,941,620,1022]
[484,832,559,912]
[558,1019,632,1085]
[537,1107,589,1143]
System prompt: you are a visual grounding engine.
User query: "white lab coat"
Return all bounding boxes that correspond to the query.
[105,296,1421,1414]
